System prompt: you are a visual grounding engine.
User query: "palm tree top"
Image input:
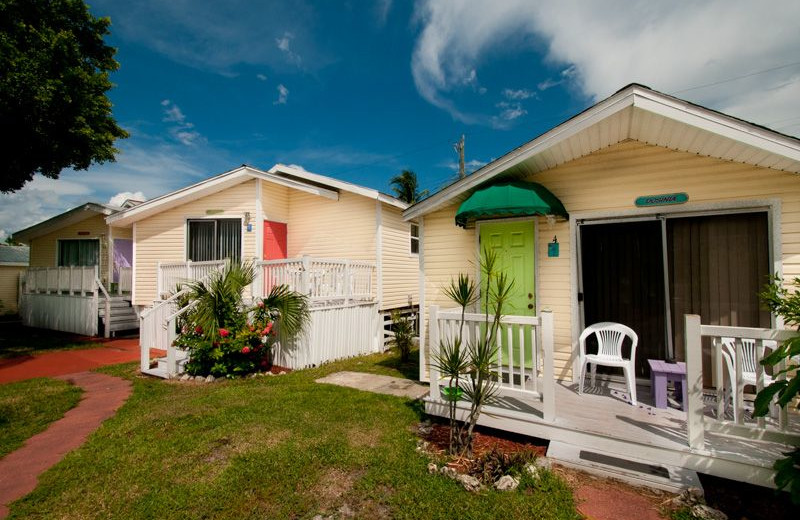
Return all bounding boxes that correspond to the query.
[390,169,429,204]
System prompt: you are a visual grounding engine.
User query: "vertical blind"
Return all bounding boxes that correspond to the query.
[187,219,241,261]
[668,212,770,382]
[58,239,99,266]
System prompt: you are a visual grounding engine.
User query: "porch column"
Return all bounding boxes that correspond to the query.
[541,310,555,422]
[685,314,705,450]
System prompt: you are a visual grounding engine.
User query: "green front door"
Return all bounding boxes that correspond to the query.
[479,220,536,370]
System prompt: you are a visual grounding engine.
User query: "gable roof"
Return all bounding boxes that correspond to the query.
[404,83,800,220]
[0,245,29,266]
[108,164,407,227]
[12,202,121,244]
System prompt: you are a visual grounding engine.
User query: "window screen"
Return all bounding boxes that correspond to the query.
[410,223,420,254]
[58,239,99,266]
[187,219,241,261]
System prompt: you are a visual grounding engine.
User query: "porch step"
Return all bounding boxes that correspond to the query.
[156,350,190,375]
[99,298,139,333]
[142,366,168,379]
[546,440,702,493]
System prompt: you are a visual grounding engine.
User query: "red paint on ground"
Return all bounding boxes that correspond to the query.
[575,483,666,520]
[0,372,132,518]
[0,338,140,383]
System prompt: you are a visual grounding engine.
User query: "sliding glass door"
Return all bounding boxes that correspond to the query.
[579,211,770,379]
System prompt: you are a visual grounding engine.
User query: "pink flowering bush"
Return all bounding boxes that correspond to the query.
[173,265,309,378]
[176,312,278,377]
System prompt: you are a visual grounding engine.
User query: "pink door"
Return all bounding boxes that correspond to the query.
[263,221,287,260]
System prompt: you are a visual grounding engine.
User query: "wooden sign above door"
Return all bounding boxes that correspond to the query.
[634,192,688,207]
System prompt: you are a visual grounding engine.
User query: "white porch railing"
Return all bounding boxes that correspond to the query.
[22,266,97,295]
[428,305,555,422]
[157,260,226,298]
[684,315,800,449]
[118,267,133,294]
[254,256,375,304]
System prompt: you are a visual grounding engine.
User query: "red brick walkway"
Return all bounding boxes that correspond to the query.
[0,371,132,518]
[0,338,140,384]
[575,483,667,520]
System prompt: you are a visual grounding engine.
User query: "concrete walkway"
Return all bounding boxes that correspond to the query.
[316,371,429,399]
[0,371,132,518]
[0,338,140,384]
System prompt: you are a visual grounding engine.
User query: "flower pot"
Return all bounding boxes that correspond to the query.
[441,385,464,402]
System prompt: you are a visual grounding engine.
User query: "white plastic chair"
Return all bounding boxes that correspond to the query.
[578,322,639,405]
[719,337,777,421]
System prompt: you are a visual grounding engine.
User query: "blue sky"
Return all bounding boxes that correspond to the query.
[3,0,800,240]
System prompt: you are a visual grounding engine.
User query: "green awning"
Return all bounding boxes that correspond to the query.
[455,180,568,228]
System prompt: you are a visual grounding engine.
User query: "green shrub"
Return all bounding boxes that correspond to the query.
[388,311,415,362]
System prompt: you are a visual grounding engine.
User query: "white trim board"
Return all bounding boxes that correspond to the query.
[403,84,800,221]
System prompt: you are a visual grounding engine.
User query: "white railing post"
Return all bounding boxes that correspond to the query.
[429,305,440,400]
[541,310,556,422]
[301,255,311,295]
[685,314,705,450]
[344,260,352,304]
[252,259,263,299]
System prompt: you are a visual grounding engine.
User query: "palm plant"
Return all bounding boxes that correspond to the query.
[389,169,429,204]
[182,259,255,340]
[255,283,310,344]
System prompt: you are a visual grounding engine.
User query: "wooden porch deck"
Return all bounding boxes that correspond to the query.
[424,378,799,488]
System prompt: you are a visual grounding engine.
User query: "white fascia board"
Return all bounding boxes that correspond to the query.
[106,166,252,226]
[14,203,117,242]
[247,168,339,200]
[269,164,407,209]
[403,89,638,220]
[107,166,340,227]
[631,91,800,163]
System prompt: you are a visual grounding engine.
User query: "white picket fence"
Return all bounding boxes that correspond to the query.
[157,260,225,298]
[273,301,380,369]
[23,266,97,295]
[18,266,116,337]
[255,257,374,303]
[428,305,555,421]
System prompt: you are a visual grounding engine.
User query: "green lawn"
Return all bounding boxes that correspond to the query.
[8,350,579,519]
[0,322,104,358]
[0,377,83,458]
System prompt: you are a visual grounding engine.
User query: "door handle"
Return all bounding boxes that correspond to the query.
[528,293,533,299]
[527,304,534,310]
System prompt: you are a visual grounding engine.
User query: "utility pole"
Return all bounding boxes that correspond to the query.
[453,134,465,178]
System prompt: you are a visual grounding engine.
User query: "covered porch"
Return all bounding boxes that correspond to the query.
[426,307,800,490]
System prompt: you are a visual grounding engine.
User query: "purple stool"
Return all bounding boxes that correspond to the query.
[648,359,687,411]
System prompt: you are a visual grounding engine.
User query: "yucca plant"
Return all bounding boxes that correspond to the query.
[432,336,470,451]
[435,248,513,457]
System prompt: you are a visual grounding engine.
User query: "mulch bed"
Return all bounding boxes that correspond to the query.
[422,422,547,471]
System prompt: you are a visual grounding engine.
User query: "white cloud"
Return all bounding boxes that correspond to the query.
[161,99,204,146]
[274,84,289,105]
[276,32,302,65]
[256,73,267,81]
[0,137,218,240]
[495,102,527,122]
[411,0,800,135]
[88,1,325,74]
[108,191,146,207]
[503,88,535,100]
[375,0,393,26]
